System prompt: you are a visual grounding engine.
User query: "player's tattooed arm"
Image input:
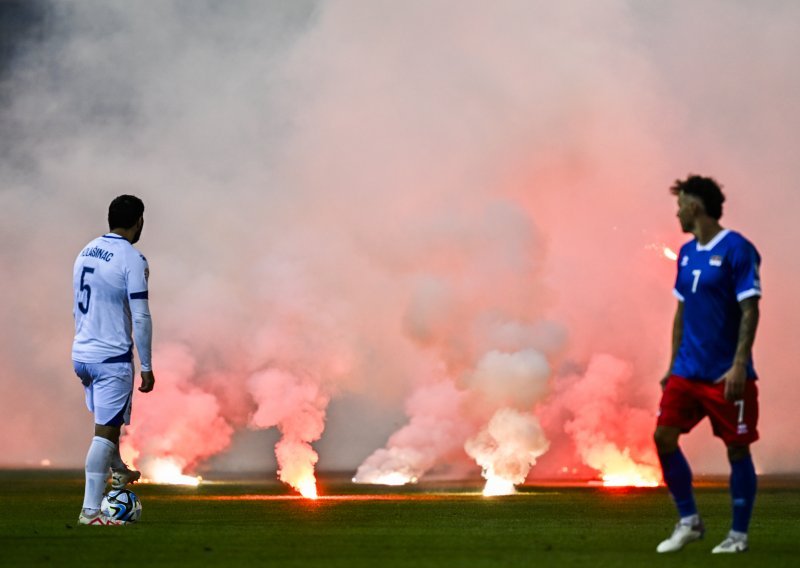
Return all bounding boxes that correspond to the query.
[661,301,684,389]
[735,297,760,365]
[723,297,760,401]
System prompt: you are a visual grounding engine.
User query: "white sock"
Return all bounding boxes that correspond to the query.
[679,514,700,526]
[83,436,115,510]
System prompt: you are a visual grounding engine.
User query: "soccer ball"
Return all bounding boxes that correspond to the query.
[101,488,142,522]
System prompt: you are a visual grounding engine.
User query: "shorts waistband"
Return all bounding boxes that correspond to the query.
[101,346,133,364]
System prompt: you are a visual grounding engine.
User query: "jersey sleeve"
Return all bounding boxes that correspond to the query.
[730,240,762,302]
[672,246,687,302]
[126,249,153,371]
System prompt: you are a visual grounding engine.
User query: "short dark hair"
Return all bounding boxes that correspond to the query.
[670,175,725,220]
[108,194,145,230]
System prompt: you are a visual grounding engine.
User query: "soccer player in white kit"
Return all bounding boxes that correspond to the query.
[72,195,156,525]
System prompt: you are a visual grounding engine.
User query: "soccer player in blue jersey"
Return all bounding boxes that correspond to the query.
[72,195,156,526]
[654,175,761,554]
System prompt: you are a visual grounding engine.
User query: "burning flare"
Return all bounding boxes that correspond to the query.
[352,471,418,486]
[580,444,660,488]
[295,476,319,499]
[275,438,321,499]
[465,408,549,497]
[248,369,329,500]
[482,473,517,496]
[141,457,202,486]
[600,462,660,487]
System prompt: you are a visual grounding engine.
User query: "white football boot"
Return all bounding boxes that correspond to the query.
[78,510,128,526]
[712,531,749,553]
[656,519,705,553]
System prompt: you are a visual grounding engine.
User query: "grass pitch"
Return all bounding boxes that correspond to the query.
[0,471,798,567]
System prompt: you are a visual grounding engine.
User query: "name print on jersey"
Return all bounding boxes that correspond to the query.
[81,246,114,262]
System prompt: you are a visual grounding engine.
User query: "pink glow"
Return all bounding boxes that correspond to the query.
[0,2,797,482]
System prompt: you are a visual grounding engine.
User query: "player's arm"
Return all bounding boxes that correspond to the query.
[131,302,155,393]
[723,297,760,401]
[661,301,684,389]
[128,254,155,393]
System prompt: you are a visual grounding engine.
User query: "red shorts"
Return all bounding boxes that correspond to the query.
[657,375,759,445]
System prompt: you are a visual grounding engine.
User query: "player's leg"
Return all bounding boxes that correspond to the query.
[76,362,134,525]
[655,426,699,521]
[654,377,705,553]
[110,441,126,470]
[110,431,141,489]
[74,362,109,518]
[109,432,135,472]
[654,426,704,552]
[104,363,141,488]
[704,381,759,553]
[82,426,119,516]
[709,444,756,553]
[79,424,128,525]
[729,444,757,536]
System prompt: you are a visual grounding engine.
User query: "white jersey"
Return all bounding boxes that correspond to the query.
[72,233,152,370]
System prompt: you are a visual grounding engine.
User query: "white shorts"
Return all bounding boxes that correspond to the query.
[73,361,134,426]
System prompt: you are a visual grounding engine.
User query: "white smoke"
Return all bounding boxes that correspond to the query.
[356,349,552,487]
[353,380,471,484]
[465,408,550,492]
[248,369,330,495]
[120,343,234,477]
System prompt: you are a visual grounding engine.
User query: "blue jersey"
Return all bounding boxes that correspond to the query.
[671,229,761,382]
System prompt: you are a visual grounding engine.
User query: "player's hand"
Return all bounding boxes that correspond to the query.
[721,364,746,401]
[139,370,155,393]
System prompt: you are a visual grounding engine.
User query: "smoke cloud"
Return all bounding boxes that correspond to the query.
[543,354,660,484]
[1,0,799,487]
[465,408,550,493]
[119,343,234,478]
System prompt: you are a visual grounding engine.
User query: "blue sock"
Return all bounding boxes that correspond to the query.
[658,449,697,518]
[730,454,757,533]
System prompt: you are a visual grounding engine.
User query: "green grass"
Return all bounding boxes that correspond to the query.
[0,471,798,567]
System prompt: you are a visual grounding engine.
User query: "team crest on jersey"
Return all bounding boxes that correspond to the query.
[681,256,689,267]
[709,255,723,267]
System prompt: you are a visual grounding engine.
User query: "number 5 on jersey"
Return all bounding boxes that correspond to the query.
[78,266,95,314]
